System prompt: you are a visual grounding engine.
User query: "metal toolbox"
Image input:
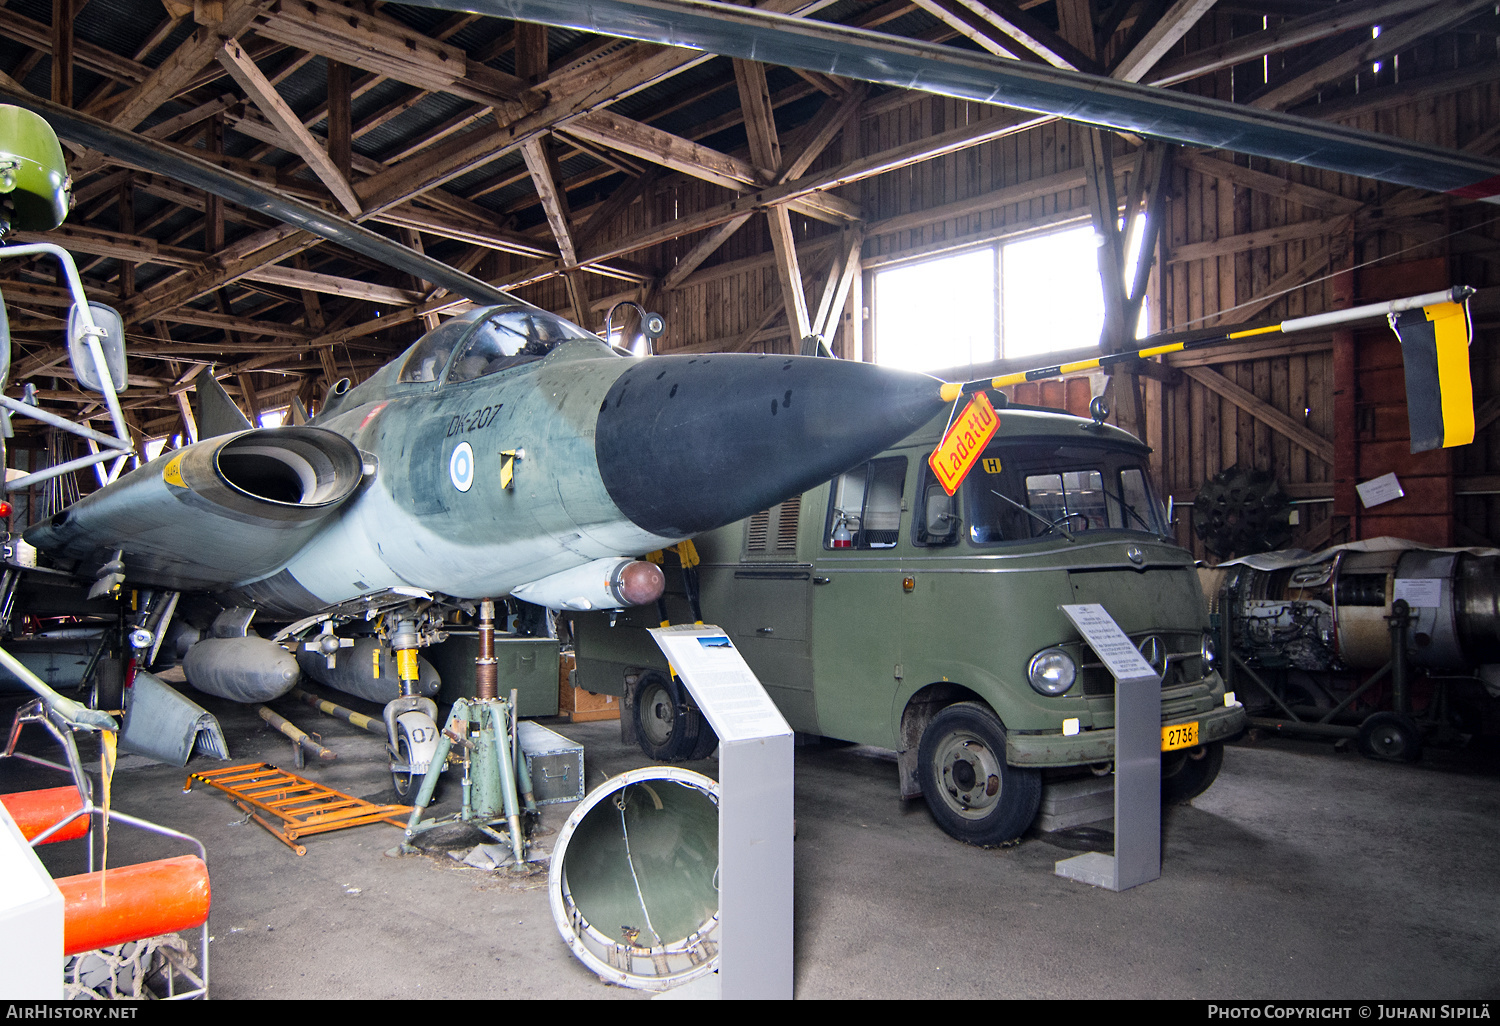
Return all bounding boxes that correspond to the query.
[516,720,585,806]
[426,634,560,716]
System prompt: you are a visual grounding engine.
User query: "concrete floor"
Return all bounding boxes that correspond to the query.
[4,680,1499,1000]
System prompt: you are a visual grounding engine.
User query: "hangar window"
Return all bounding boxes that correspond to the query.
[872,221,1149,373]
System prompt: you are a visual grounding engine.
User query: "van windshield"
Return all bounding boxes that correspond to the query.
[964,442,1166,545]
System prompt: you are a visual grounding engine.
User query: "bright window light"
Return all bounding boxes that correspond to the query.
[873,248,996,373]
[143,437,169,461]
[259,409,287,428]
[999,225,1106,359]
[874,220,1152,373]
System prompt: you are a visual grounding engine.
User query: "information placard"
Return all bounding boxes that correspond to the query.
[649,625,791,743]
[1061,603,1159,682]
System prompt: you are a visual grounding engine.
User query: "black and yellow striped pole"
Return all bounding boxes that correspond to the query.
[937,286,1477,453]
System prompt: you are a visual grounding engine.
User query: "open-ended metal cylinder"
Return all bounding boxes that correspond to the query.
[475,599,498,700]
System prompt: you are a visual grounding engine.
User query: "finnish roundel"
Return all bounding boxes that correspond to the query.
[449,441,475,492]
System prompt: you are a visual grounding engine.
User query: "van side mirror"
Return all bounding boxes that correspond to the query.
[922,488,960,545]
[66,302,127,393]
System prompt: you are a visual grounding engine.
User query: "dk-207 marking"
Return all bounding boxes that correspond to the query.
[446,404,503,438]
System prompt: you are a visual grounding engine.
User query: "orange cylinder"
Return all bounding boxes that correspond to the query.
[56,855,211,955]
[1,787,89,844]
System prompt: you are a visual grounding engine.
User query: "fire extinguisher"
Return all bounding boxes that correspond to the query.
[832,511,853,549]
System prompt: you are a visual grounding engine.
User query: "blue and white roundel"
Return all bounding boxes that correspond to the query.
[449,441,475,492]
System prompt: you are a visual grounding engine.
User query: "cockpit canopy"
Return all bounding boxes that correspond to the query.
[398,302,598,385]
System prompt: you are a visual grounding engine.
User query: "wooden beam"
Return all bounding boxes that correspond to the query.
[660,214,754,292]
[563,109,763,191]
[1185,365,1335,465]
[1168,215,1353,264]
[216,37,361,215]
[50,0,74,107]
[1148,0,1436,86]
[1174,151,1363,215]
[103,0,266,132]
[326,60,351,181]
[520,137,578,268]
[514,20,548,85]
[1251,0,1495,110]
[811,224,863,341]
[905,0,1051,63]
[971,0,1100,70]
[766,204,811,341]
[239,265,422,305]
[733,59,782,179]
[1110,0,1218,83]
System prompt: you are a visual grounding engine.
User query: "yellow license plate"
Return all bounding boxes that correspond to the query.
[1161,721,1199,751]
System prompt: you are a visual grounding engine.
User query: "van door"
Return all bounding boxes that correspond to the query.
[810,456,910,747]
[701,495,818,731]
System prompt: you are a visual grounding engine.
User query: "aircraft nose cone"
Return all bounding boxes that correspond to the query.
[596,354,946,537]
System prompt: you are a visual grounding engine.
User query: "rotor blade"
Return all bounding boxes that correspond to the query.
[0,84,512,307]
[405,0,1500,201]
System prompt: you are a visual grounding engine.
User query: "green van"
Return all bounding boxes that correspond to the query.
[571,397,1246,845]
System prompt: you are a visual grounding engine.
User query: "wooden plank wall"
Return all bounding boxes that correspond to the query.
[497,14,1498,558]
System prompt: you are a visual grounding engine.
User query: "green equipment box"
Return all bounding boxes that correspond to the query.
[426,633,560,717]
[517,720,585,805]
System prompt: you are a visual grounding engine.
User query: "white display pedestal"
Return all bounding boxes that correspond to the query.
[1054,604,1163,892]
[650,625,794,1000]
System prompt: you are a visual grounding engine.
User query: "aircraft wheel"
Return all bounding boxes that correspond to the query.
[634,671,710,762]
[1357,712,1423,763]
[392,723,419,798]
[1161,741,1224,805]
[917,702,1040,846]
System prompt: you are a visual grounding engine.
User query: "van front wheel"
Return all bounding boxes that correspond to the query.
[918,702,1041,846]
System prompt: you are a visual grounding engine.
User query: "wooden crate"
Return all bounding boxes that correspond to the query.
[558,651,620,722]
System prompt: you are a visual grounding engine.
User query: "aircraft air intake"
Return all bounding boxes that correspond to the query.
[24,426,367,592]
[215,430,363,507]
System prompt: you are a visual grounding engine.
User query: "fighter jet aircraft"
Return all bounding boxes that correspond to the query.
[18,293,946,770]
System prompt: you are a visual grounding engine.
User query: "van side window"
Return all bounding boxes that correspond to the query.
[825,457,907,550]
[913,464,960,547]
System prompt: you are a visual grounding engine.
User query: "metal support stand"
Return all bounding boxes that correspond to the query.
[401,696,536,865]
[401,602,537,865]
[1054,604,1163,892]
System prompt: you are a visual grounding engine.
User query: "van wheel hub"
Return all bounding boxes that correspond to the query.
[935,732,1003,819]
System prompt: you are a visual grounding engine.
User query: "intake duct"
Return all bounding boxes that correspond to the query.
[26,427,365,591]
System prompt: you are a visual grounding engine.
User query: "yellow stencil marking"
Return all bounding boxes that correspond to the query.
[162,452,187,488]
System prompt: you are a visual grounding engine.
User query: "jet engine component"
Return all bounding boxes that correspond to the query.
[549,767,721,991]
[182,635,300,703]
[510,557,665,611]
[1192,466,1294,558]
[1200,544,1500,678]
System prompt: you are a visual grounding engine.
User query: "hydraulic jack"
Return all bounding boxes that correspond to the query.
[401,600,538,866]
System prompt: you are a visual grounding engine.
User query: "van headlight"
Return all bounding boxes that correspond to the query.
[1201,631,1217,669]
[1028,648,1077,696]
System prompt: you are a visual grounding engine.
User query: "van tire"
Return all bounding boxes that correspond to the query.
[633,671,711,762]
[1161,741,1224,804]
[917,702,1041,846]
